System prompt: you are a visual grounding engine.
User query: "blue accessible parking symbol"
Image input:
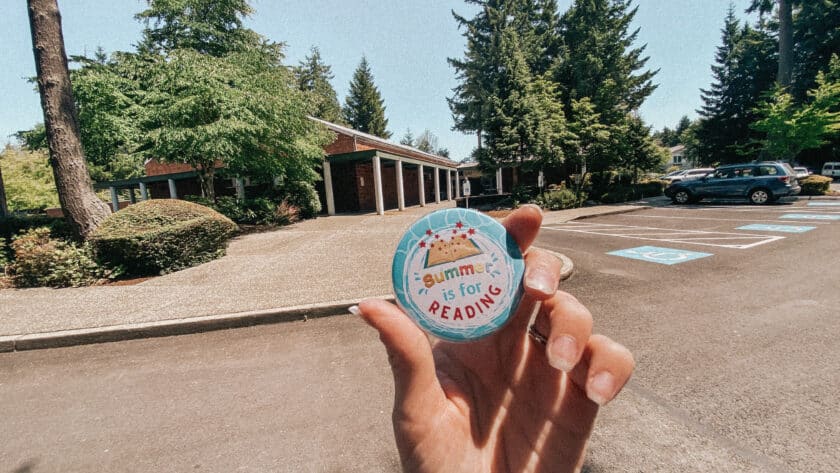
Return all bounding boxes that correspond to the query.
[807,202,840,206]
[737,224,816,233]
[607,246,713,265]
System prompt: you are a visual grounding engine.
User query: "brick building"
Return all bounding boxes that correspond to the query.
[95,118,462,215]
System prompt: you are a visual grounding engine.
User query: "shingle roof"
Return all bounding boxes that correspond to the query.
[310,117,459,169]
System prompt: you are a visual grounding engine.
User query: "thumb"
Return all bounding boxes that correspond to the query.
[355,299,446,423]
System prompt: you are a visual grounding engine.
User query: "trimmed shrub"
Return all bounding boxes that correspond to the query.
[280,181,321,219]
[90,199,239,276]
[635,180,666,197]
[8,228,109,288]
[599,186,636,204]
[532,188,587,211]
[186,195,300,226]
[799,175,832,195]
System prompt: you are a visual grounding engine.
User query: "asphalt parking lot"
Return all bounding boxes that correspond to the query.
[1,200,837,472]
[536,200,840,472]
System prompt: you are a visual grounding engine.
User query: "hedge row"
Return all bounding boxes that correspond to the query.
[799,175,833,195]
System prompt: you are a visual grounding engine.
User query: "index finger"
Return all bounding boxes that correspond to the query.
[502,204,543,254]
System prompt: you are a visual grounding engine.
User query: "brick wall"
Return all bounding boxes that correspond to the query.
[356,162,375,211]
[324,133,357,155]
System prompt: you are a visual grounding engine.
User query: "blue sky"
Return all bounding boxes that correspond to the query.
[1,0,756,161]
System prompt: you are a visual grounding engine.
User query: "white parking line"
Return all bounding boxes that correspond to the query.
[625,214,835,225]
[542,222,785,249]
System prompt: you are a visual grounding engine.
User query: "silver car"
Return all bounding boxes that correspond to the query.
[664,168,714,184]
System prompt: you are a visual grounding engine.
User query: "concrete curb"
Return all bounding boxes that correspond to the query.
[568,205,652,221]
[0,253,576,353]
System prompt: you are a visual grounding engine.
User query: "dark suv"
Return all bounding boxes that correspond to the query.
[665,162,801,205]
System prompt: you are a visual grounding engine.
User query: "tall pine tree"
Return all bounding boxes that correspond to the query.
[697,8,777,164]
[295,47,343,124]
[554,0,657,126]
[343,57,390,138]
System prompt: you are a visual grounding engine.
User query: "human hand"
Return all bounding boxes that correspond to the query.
[353,205,634,473]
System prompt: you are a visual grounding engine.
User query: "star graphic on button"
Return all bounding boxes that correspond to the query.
[456,221,464,229]
[468,228,476,235]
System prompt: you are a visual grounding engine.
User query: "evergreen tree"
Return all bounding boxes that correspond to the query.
[477,28,567,185]
[295,47,343,124]
[343,57,390,138]
[747,0,797,87]
[26,0,111,239]
[554,0,657,126]
[697,8,777,164]
[135,0,261,57]
[399,128,415,147]
[448,0,562,150]
[792,0,840,100]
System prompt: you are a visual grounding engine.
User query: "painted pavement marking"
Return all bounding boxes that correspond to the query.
[779,213,840,221]
[626,214,835,225]
[807,202,840,206]
[607,246,713,265]
[736,224,816,233]
[542,222,785,249]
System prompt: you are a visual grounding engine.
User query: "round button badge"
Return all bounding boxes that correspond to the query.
[392,208,525,342]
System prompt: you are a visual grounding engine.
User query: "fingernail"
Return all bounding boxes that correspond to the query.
[348,305,361,316]
[548,335,578,372]
[525,267,555,295]
[587,372,616,406]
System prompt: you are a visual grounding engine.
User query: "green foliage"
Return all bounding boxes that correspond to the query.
[751,65,840,160]
[532,186,587,210]
[0,214,71,243]
[189,195,300,226]
[343,57,391,138]
[295,47,344,124]
[697,7,777,164]
[597,180,663,203]
[278,180,321,219]
[798,175,833,195]
[140,48,332,200]
[0,146,60,211]
[136,0,260,57]
[599,186,636,204]
[90,199,238,276]
[0,237,8,271]
[7,228,110,288]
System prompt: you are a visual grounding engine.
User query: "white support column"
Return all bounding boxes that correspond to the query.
[109,187,119,213]
[434,167,441,204]
[168,179,178,199]
[446,169,452,201]
[396,160,405,211]
[372,155,384,215]
[496,168,503,195]
[455,171,460,198]
[323,160,336,216]
[235,178,246,201]
[418,164,426,207]
[139,182,149,201]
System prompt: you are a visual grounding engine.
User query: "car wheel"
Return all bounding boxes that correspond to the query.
[749,188,771,205]
[672,189,691,204]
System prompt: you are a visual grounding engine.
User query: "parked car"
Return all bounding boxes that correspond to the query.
[793,167,811,179]
[665,162,801,205]
[664,168,714,184]
[822,162,840,179]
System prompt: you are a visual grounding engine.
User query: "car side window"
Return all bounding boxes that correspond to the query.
[758,166,778,176]
[714,169,729,179]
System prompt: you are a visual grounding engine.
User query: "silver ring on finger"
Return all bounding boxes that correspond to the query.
[528,323,548,346]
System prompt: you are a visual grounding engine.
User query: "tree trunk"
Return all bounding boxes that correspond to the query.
[27,0,110,239]
[198,167,216,201]
[0,163,8,218]
[777,0,793,87]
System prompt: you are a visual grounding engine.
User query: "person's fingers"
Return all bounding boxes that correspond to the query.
[502,204,543,254]
[354,299,447,420]
[569,334,635,406]
[523,247,563,299]
[534,290,593,373]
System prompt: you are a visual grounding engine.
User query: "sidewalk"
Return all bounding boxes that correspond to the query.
[0,200,651,350]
